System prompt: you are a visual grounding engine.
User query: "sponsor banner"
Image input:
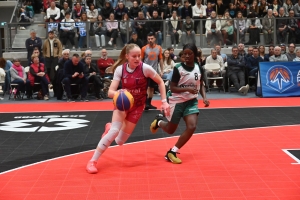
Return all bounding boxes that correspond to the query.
[257,62,300,97]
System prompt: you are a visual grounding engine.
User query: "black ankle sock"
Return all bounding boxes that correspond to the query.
[148,97,152,105]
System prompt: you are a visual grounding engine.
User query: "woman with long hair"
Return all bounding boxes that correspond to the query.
[106,13,119,49]
[94,14,106,48]
[234,11,246,43]
[150,43,210,164]
[259,45,265,59]
[76,12,90,50]
[119,13,132,45]
[86,44,170,174]
[162,49,175,81]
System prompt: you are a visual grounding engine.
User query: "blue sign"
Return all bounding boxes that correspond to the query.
[257,62,300,97]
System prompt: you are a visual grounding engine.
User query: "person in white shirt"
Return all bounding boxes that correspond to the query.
[46,2,60,22]
[162,49,175,82]
[192,0,206,34]
[205,11,222,47]
[269,46,288,61]
[293,48,300,61]
[205,48,225,88]
[60,12,76,50]
[87,3,98,22]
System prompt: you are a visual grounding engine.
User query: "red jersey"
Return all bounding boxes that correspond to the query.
[121,62,148,107]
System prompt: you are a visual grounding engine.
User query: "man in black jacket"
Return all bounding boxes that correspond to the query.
[25,29,42,65]
[127,32,144,48]
[150,10,163,45]
[227,46,249,95]
[62,53,89,102]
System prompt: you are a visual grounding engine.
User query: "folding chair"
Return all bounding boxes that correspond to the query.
[204,63,225,92]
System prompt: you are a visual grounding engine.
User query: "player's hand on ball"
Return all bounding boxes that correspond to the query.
[161,102,170,117]
[203,99,210,107]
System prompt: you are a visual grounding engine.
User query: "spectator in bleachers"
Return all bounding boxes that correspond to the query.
[245,46,254,61]
[127,32,144,48]
[48,18,59,37]
[24,1,34,18]
[60,2,72,19]
[150,10,163,45]
[43,30,63,82]
[238,43,246,57]
[227,47,249,95]
[287,10,298,44]
[228,3,237,18]
[249,0,259,16]
[286,43,296,61]
[294,0,300,16]
[46,1,61,22]
[280,43,287,53]
[29,47,45,66]
[97,49,115,77]
[19,8,31,30]
[60,12,76,50]
[134,12,149,44]
[215,44,227,62]
[283,0,294,16]
[182,16,196,45]
[220,11,234,46]
[275,7,288,44]
[25,30,42,66]
[84,56,104,100]
[236,1,247,17]
[197,48,206,66]
[28,55,51,100]
[264,45,274,61]
[234,11,246,43]
[206,2,214,17]
[114,1,128,21]
[81,50,93,63]
[0,58,12,94]
[129,1,141,20]
[167,47,178,61]
[147,0,164,18]
[161,49,175,82]
[216,0,226,17]
[192,0,206,34]
[258,0,268,17]
[181,0,193,19]
[101,0,114,20]
[60,0,72,9]
[246,12,262,45]
[168,10,181,48]
[62,54,89,102]
[165,1,177,19]
[293,48,300,61]
[269,46,288,61]
[172,0,182,17]
[54,49,70,99]
[258,45,265,59]
[95,0,105,13]
[205,11,222,47]
[110,0,118,9]
[94,14,107,48]
[269,0,281,13]
[0,62,5,95]
[205,48,225,88]
[246,47,263,77]
[87,3,99,22]
[73,2,85,21]
[10,58,32,98]
[106,13,119,49]
[262,9,275,45]
[77,12,90,50]
[119,13,132,45]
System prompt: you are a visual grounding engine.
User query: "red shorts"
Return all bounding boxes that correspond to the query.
[125,104,145,124]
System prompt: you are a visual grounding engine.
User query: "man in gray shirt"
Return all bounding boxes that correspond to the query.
[270,46,288,62]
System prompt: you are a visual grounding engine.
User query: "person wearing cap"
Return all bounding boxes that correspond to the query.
[127,32,143,48]
[280,43,287,54]
[42,30,63,83]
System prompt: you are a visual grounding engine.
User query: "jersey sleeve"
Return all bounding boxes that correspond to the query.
[141,46,146,61]
[113,65,122,81]
[158,46,163,60]
[142,63,157,79]
[171,66,180,84]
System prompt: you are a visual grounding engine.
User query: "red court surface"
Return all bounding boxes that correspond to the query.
[1,97,300,113]
[1,126,300,200]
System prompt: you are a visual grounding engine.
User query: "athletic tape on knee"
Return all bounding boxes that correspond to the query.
[97,121,122,151]
[115,130,131,146]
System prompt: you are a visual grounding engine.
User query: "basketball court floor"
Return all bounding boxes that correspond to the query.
[0,97,300,200]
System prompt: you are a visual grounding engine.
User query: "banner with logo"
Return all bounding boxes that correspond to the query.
[257,62,300,97]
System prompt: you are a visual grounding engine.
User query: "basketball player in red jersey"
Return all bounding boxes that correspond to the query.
[86,44,170,174]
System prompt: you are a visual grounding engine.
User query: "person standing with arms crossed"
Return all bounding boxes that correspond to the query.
[86,44,170,174]
[141,32,164,110]
[150,43,210,164]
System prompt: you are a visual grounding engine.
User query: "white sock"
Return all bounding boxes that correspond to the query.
[115,130,131,145]
[90,121,122,161]
[171,146,179,152]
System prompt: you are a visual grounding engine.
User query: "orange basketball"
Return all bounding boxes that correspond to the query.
[113,90,134,111]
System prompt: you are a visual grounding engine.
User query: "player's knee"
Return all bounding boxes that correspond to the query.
[186,124,196,133]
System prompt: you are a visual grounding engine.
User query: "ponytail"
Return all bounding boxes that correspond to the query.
[110,43,140,73]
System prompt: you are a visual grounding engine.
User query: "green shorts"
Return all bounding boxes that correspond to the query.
[166,98,199,124]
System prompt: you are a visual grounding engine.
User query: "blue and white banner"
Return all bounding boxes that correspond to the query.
[257,62,300,97]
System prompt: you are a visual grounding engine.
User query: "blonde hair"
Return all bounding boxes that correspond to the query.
[111,44,140,73]
[31,54,39,61]
[163,49,172,65]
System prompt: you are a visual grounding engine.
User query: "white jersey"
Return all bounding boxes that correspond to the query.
[169,62,202,104]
